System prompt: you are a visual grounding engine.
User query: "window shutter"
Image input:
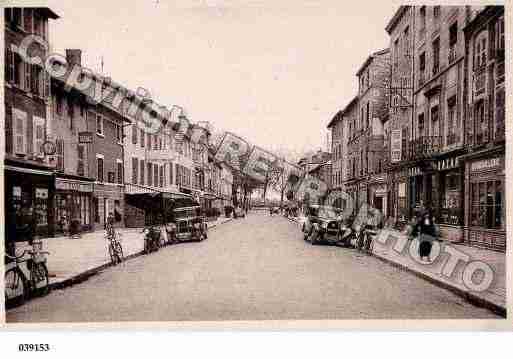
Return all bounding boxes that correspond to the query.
[483,99,489,143]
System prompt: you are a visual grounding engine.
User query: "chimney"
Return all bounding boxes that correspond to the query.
[65,49,82,67]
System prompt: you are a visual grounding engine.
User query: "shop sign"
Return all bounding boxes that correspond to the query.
[471,157,501,172]
[56,179,93,192]
[78,132,93,144]
[35,188,49,199]
[390,130,402,163]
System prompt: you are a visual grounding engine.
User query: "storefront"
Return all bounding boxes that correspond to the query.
[92,183,125,230]
[463,150,506,251]
[4,160,56,238]
[54,176,94,235]
[368,176,387,218]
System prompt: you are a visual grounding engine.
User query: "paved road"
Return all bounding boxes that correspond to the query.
[7,212,500,322]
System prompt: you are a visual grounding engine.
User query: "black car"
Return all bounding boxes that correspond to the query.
[301,205,345,245]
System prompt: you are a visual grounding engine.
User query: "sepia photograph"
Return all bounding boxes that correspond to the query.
[1,1,510,328]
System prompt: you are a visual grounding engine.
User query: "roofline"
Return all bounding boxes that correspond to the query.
[327,95,359,128]
[463,6,504,35]
[38,7,60,19]
[385,6,409,34]
[355,48,389,76]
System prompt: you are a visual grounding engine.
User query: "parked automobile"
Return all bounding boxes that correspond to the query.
[173,205,208,242]
[301,205,346,246]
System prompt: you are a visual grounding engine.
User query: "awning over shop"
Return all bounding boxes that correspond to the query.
[4,165,54,177]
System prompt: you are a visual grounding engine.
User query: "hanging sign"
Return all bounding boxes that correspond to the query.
[391,130,402,163]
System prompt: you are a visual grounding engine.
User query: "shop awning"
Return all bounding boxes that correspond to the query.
[4,165,54,177]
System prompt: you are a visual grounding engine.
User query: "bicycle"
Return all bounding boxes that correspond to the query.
[106,223,123,265]
[142,225,161,254]
[5,242,50,307]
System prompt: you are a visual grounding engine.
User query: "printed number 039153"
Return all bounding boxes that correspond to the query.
[18,344,50,352]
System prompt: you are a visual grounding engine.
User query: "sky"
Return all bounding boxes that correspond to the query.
[45,0,397,160]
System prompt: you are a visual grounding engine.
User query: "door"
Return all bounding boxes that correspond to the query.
[374,196,383,214]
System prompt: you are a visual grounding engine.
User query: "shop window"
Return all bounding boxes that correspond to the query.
[471,180,503,229]
[93,197,100,223]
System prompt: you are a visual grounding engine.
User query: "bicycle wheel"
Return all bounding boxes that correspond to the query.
[5,267,27,306]
[108,242,117,263]
[114,241,124,263]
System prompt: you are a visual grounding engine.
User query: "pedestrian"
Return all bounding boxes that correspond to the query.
[414,208,439,262]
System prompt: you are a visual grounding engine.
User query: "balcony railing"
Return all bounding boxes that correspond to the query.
[408,136,442,160]
[448,46,457,64]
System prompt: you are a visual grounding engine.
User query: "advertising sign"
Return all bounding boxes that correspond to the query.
[391,130,402,163]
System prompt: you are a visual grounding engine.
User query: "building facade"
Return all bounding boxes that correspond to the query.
[4,7,59,238]
[346,49,390,214]
[461,6,505,250]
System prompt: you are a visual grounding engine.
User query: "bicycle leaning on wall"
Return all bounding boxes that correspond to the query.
[4,239,50,308]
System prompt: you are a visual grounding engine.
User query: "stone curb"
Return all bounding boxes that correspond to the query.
[287,216,506,318]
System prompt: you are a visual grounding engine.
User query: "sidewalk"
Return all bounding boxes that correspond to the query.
[15,216,233,291]
[287,216,506,316]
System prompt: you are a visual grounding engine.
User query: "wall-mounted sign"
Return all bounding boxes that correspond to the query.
[391,130,402,163]
[55,179,93,192]
[78,132,93,144]
[471,157,501,172]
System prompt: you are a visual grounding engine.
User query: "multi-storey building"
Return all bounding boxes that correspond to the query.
[327,96,354,209]
[4,7,60,237]
[461,6,505,250]
[384,6,415,224]
[409,6,474,243]
[50,50,130,232]
[220,162,234,208]
[346,49,390,213]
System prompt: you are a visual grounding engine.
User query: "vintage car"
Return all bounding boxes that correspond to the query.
[301,205,345,245]
[171,205,208,242]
